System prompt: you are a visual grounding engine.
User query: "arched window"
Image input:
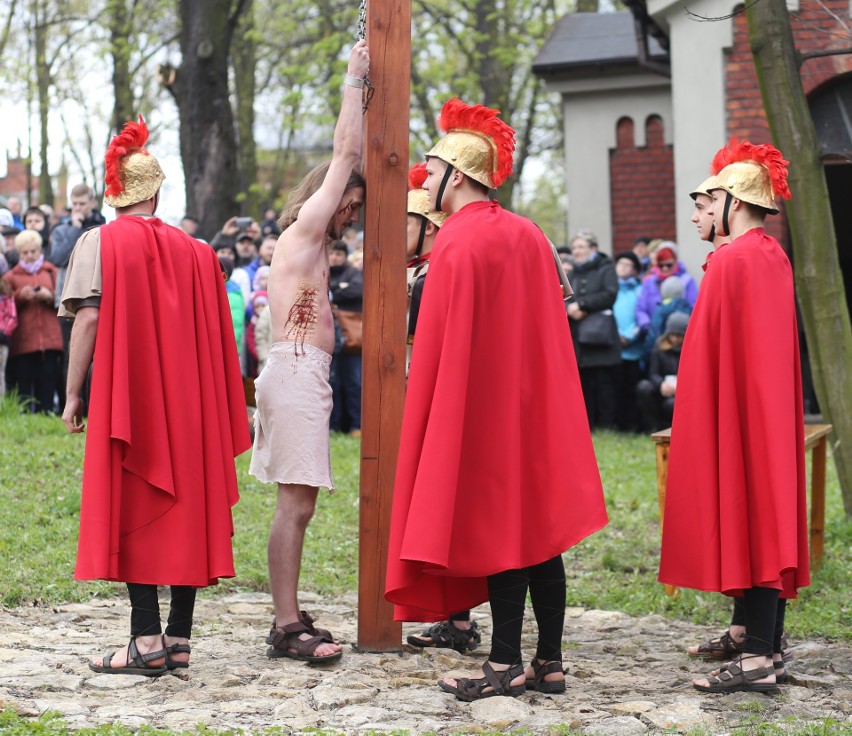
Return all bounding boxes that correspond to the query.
[645,115,665,148]
[616,117,635,150]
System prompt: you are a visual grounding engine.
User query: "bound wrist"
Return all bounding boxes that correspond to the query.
[344,73,365,88]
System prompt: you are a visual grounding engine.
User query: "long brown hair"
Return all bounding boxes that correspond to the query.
[277,161,366,239]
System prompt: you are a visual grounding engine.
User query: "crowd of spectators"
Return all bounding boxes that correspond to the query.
[6,186,696,437]
[557,231,695,432]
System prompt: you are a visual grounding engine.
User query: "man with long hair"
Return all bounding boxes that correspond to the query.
[249,40,369,663]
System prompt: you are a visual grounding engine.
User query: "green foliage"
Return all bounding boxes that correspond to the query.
[0,414,848,642]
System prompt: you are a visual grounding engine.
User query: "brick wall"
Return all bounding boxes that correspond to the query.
[610,114,676,254]
[0,157,29,199]
[725,0,852,247]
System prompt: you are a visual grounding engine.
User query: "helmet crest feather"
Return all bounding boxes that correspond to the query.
[105,117,151,198]
[438,97,515,188]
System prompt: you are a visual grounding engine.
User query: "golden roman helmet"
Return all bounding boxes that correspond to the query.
[707,138,791,214]
[407,164,448,229]
[103,117,165,208]
[426,98,515,190]
[689,176,718,201]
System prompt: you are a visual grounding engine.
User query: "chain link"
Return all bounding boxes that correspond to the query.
[356,0,367,41]
[356,0,372,112]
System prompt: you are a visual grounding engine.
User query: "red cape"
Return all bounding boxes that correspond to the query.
[386,200,608,621]
[659,228,810,598]
[75,216,251,586]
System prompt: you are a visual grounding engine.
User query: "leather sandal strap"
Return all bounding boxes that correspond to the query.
[127,638,167,667]
[482,662,505,694]
[268,621,311,649]
[531,659,564,682]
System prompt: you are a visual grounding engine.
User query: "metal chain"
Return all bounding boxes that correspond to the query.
[356,0,367,41]
[355,0,373,113]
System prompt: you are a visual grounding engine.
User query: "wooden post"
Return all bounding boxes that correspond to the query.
[357,0,409,650]
[651,429,678,598]
[809,434,827,570]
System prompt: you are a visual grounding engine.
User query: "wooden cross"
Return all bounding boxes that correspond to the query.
[357,0,410,650]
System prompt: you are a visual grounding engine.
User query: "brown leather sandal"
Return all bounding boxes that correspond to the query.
[438,662,526,701]
[693,656,779,694]
[266,611,333,645]
[267,619,341,663]
[690,630,793,663]
[688,630,744,660]
[525,659,566,694]
[407,620,481,653]
[88,637,168,677]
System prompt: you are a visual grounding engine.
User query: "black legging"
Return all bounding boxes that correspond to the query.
[742,587,787,657]
[487,555,566,665]
[732,593,787,654]
[127,583,197,640]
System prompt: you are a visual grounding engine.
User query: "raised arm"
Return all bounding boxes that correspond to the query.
[287,41,370,244]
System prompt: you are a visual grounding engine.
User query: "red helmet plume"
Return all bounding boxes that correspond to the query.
[427,97,516,189]
[104,117,151,198]
[711,137,791,201]
[408,163,427,191]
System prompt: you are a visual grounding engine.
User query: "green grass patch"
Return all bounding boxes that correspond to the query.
[0,401,849,641]
[2,711,850,736]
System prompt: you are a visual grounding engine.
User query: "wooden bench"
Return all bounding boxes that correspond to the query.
[651,423,832,596]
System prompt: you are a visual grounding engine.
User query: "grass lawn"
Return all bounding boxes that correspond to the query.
[1,397,849,641]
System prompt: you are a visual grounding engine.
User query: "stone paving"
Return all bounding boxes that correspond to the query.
[0,592,849,735]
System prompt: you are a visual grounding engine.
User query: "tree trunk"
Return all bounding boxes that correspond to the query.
[472,0,515,204]
[107,0,135,135]
[747,0,852,514]
[173,0,242,238]
[33,0,54,206]
[232,0,259,217]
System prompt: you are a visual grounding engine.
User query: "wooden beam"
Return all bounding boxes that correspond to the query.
[357,0,409,651]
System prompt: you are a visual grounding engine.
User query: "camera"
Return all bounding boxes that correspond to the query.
[235,217,253,229]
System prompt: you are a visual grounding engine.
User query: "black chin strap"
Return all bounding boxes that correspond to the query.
[721,192,733,237]
[414,216,427,258]
[709,223,716,241]
[435,164,455,212]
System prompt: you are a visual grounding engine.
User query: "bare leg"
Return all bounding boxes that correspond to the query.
[268,482,340,658]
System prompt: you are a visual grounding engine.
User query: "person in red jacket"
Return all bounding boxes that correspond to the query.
[2,229,63,412]
[386,98,608,701]
[60,119,251,676]
[659,139,809,693]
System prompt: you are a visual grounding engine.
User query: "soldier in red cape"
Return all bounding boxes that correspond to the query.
[385,98,608,701]
[60,118,251,676]
[659,139,810,694]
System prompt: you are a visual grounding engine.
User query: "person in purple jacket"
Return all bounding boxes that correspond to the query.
[635,242,698,333]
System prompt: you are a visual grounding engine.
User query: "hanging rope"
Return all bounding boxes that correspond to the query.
[355,0,373,113]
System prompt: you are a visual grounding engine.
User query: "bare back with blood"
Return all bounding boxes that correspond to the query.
[268,234,335,354]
